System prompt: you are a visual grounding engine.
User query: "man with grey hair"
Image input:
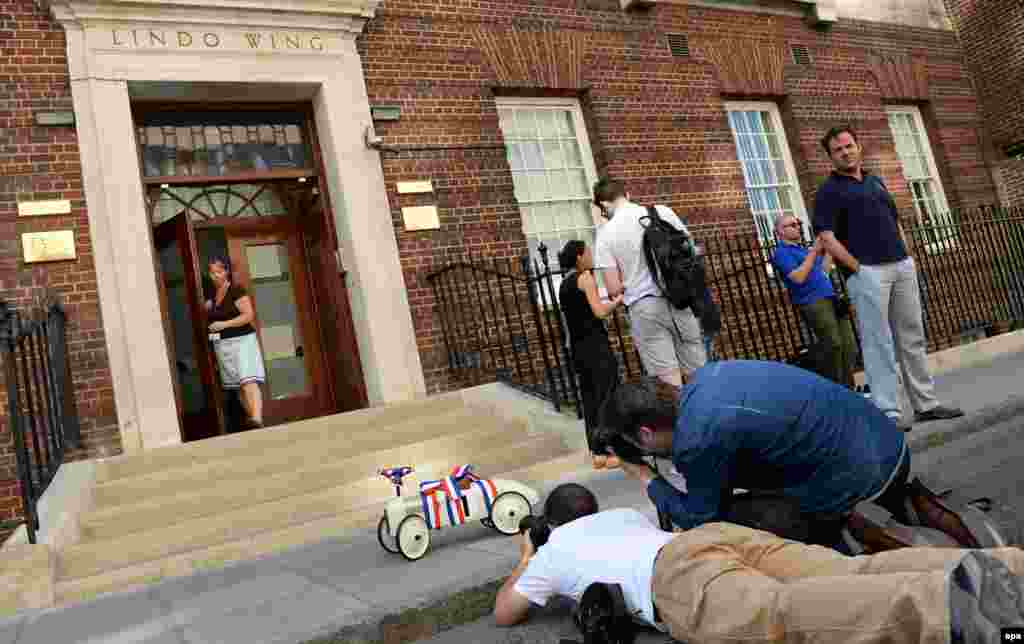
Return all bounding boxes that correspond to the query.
[771,214,857,388]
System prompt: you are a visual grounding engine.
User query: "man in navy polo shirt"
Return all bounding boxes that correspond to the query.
[772,215,857,388]
[813,126,962,428]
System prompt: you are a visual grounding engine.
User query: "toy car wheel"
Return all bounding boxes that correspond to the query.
[490,492,532,536]
[480,517,495,530]
[397,514,431,561]
[377,515,400,554]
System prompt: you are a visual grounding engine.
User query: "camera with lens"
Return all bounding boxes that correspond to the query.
[518,514,552,551]
[588,424,649,465]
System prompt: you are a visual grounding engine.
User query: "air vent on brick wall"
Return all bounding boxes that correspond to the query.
[667,33,690,58]
[791,44,812,65]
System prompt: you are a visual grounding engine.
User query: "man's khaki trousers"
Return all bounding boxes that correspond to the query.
[652,522,1024,644]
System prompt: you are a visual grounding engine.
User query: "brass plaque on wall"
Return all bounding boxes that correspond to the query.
[17,199,72,217]
[396,180,434,194]
[401,206,440,231]
[22,231,77,263]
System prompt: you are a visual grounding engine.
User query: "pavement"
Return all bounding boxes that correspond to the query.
[0,350,1022,644]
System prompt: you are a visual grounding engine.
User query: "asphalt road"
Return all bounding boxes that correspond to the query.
[420,416,1024,644]
[913,417,1024,545]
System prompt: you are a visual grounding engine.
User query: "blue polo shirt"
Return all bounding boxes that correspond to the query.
[771,242,834,306]
[812,171,907,272]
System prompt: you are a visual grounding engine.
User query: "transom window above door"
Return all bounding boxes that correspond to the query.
[135,110,313,181]
[495,98,600,264]
[724,102,808,245]
[146,182,316,225]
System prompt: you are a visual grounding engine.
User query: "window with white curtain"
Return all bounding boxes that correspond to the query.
[495,98,600,269]
[725,102,809,246]
[885,106,952,245]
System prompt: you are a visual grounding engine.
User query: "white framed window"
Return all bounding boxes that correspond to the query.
[725,101,809,247]
[885,106,954,252]
[496,98,600,271]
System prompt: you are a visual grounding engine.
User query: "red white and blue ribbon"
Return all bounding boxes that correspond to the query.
[418,464,498,530]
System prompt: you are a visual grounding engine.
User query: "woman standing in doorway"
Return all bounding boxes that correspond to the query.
[206,255,266,429]
[557,240,623,469]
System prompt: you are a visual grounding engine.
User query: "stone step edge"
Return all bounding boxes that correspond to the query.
[54,449,597,609]
[91,407,516,502]
[60,437,575,580]
[95,394,468,483]
[79,426,549,542]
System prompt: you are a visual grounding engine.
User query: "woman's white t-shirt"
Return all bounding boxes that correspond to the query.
[513,508,676,629]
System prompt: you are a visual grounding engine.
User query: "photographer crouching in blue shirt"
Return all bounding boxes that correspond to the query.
[594,360,980,550]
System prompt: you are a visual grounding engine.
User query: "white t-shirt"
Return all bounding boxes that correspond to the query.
[513,508,676,629]
[594,201,690,307]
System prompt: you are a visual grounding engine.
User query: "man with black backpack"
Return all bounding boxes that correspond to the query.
[592,178,708,388]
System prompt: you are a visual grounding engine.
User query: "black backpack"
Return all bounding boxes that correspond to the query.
[640,205,707,317]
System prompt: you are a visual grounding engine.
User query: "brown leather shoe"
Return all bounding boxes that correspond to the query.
[906,478,980,548]
[845,511,914,553]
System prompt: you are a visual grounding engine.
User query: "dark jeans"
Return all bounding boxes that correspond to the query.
[872,446,913,524]
[729,449,912,551]
[572,334,619,452]
[800,297,858,388]
[812,447,912,551]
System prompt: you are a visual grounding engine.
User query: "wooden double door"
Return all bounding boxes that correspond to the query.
[152,181,367,441]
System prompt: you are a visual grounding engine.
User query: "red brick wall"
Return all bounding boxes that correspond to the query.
[943,0,1024,153]
[995,160,1024,207]
[0,0,122,531]
[358,1,998,395]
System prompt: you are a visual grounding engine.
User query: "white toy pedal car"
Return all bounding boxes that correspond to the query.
[377,464,541,561]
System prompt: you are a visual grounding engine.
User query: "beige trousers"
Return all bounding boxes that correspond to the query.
[652,522,1024,644]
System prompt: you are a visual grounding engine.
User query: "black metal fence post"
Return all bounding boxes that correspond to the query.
[0,300,76,543]
[48,303,79,448]
[523,254,562,409]
[505,257,534,386]
[2,304,36,543]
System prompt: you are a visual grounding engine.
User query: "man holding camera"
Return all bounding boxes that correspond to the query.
[595,361,979,550]
[495,482,1024,644]
[772,214,858,390]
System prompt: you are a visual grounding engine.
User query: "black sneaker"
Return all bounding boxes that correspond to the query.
[915,405,965,423]
[949,551,1024,643]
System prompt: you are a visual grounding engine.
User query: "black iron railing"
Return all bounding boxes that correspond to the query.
[426,204,1024,416]
[0,301,80,543]
[905,205,1024,347]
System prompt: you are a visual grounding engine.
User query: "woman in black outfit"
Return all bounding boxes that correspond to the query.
[557,240,624,469]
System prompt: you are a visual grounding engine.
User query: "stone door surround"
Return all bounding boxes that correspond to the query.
[36,0,426,452]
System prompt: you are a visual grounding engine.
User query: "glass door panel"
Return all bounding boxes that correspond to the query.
[227,224,327,426]
[244,242,310,400]
[153,211,225,441]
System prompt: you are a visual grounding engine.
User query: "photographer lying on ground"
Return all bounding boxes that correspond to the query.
[494,483,1024,644]
[594,360,978,550]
